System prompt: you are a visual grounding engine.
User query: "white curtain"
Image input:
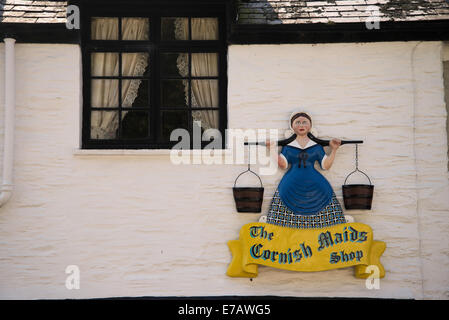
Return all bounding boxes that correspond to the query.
[90,18,149,139]
[175,18,219,130]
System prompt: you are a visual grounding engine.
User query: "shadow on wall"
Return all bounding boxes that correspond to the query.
[0,2,4,23]
[237,0,280,24]
[443,45,449,170]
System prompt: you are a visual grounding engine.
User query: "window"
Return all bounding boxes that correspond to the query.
[82,7,227,149]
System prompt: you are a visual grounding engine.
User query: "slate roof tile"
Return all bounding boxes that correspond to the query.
[0,0,67,23]
[237,0,449,24]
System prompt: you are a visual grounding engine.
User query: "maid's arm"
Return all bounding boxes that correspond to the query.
[278,154,288,170]
[266,139,288,170]
[322,138,341,170]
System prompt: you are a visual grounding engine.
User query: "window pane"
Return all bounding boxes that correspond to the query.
[121,110,149,139]
[162,110,189,142]
[161,17,188,40]
[91,80,119,108]
[91,111,118,139]
[191,53,218,77]
[193,110,219,131]
[191,18,218,40]
[91,53,119,77]
[122,52,150,77]
[122,18,149,40]
[122,80,149,107]
[161,80,188,107]
[161,53,188,78]
[91,17,119,40]
[191,80,219,108]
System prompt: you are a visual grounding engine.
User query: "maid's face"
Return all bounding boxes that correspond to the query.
[292,116,311,136]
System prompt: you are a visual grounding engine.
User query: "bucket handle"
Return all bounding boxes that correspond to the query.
[344,169,372,186]
[234,144,264,188]
[344,144,372,186]
[233,169,264,188]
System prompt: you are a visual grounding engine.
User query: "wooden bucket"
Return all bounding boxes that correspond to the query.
[342,170,374,210]
[233,170,264,213]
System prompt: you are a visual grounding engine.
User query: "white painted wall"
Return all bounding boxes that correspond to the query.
[0,41,447,299]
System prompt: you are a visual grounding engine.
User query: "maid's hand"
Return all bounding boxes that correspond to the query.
[330,138,341,150]
[265,139,270,147]
[265,139,274,147]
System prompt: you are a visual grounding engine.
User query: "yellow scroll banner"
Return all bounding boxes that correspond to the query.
[227,222,386,279]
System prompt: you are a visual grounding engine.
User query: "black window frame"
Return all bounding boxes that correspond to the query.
[81,3,228,149]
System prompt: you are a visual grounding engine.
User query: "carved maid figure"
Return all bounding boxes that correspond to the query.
[260,111,354,229]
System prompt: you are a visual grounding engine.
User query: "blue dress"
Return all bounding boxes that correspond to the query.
[266,140,346,229]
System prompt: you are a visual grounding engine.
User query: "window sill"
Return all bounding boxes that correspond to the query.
[73,148,233,157]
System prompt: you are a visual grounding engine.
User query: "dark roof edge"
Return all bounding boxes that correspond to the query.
[229,20,449,44]
[0,23,80,44]
[1,19,449,45]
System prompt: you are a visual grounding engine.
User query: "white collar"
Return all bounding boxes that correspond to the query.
[287,139,317,150]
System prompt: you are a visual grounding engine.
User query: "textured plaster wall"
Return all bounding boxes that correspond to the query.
[443,42,449,170]
[0,41,447,299]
